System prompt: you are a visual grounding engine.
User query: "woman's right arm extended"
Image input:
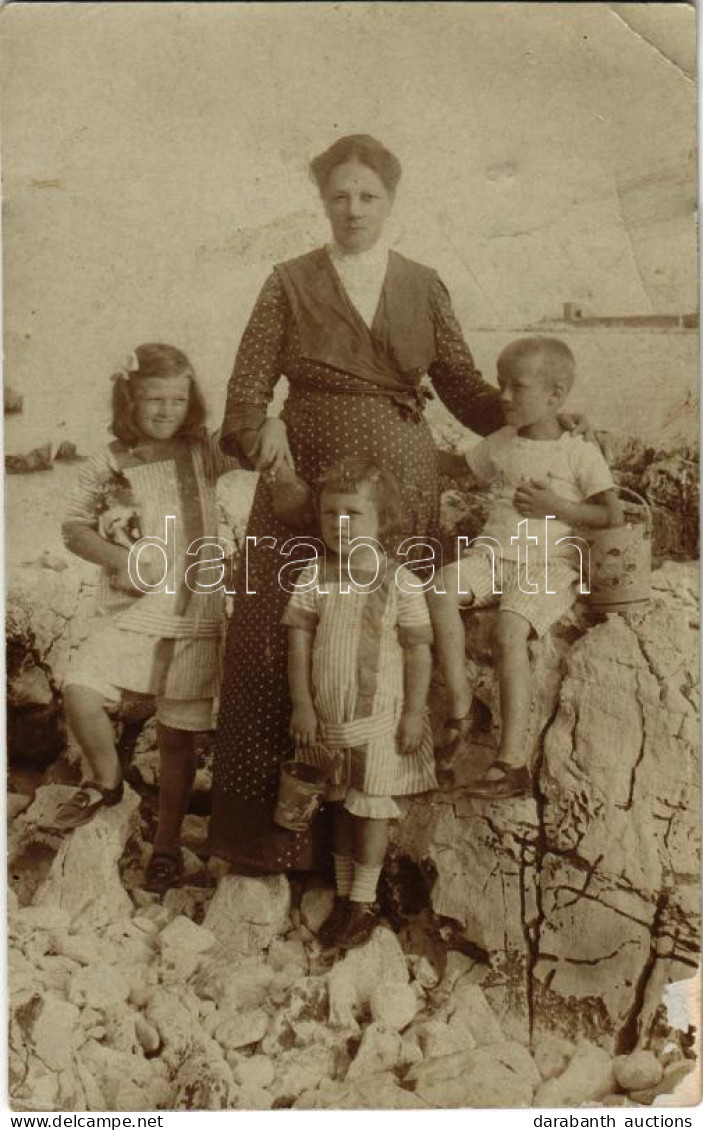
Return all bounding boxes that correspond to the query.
[220,272,294,474]
[428,277,504,437]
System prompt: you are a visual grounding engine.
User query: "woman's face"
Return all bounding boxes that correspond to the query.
[322,160,393,253]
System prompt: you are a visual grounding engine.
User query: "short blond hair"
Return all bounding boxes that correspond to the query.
[498,337,575,393]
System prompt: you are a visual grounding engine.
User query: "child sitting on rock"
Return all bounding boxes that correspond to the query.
[41,344,236,892]
[283,458,436,949]
[430,337,622,800]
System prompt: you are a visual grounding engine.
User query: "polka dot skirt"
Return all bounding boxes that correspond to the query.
[209,266,502,874]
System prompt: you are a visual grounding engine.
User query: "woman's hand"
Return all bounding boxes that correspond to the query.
[254,418,295,479]
[290,702,318,749]
[398,709,425,755]
[557,412,595,443]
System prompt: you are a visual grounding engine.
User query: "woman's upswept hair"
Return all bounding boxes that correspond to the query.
[310,134,402,197]
[316,457,402,540]
[110,343,207,445]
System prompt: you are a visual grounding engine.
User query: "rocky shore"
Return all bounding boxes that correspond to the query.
[6,429,700,1111]
[8,777,698,1111]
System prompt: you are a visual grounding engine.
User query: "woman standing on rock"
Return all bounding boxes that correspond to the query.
[209,134,507,875]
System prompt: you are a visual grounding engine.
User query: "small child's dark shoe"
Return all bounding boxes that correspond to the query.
[316,895,350,948]
[337,901,381,950]
[143,850,184,895]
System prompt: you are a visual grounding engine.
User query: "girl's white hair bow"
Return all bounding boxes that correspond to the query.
[111,351,140,382]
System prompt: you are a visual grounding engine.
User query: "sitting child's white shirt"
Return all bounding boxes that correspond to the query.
[460,427,615,562]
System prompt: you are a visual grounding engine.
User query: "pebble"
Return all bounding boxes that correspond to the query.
[614,1050,664,1092]
[300,888,335,935]
[412,956,440,989]
[533,1033,576,1082]
[135,1016,161,1055]
[369,983,418,1032]
[232,1054,275,1090]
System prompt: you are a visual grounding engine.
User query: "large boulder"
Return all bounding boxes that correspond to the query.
[328,926,409,1023]
[406,1040,540,1107]
[534,1041,617,1106]
[145,987,238,1109]
[203,874,290,954]
[15,785,140,927]
[394,563,700,1051]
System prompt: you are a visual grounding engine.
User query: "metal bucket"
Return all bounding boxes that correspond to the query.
[273,759,328,833]
[586,487,652,611]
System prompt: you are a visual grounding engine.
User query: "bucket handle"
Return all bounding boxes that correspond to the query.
[616,485,652,534]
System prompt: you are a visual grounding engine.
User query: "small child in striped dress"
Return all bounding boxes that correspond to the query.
[41,343,237,893]
[283,457,436,950]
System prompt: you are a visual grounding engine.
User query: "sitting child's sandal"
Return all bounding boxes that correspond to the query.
[38,780,124,834]
[143,851,184,894]
[465,761,532,800]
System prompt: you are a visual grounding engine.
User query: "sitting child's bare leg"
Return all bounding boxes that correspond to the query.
[427,562,475,759]
[467,611,533,799]
[64,684,122,789]
[425,586,473,723]
[493,611,532,767]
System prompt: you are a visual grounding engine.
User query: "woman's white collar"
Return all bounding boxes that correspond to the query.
[327,240,390,267]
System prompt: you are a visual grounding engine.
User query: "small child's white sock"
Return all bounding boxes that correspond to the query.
[333,853,354,897]
[349,863,382,904]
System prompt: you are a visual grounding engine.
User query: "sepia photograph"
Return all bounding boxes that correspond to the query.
[2,1,700,1116]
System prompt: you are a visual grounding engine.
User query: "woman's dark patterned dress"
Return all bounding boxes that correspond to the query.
[209,252,503,873]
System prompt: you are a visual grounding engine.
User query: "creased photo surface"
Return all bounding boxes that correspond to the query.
[2,1,699,1115]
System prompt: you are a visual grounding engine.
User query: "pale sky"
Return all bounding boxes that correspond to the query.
[1,2,697,434]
